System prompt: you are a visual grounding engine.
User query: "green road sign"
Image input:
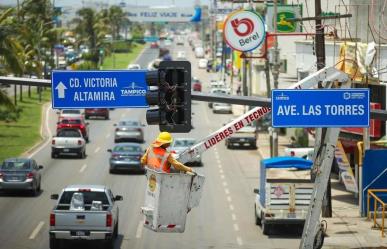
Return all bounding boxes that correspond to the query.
[276,11,296,32]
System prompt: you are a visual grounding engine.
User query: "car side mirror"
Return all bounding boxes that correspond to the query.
[56,111,60,115]
[56,122,60,125]
[113,124,117,126]
[86,122,90,125]
[107,149,112,153]
[142,124,146,127]
[253,188,260,194]
[114,195,123,201]
[38,165,44,169]
[51,194,59,200]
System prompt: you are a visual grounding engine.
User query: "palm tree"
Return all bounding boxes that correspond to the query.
[108,6,127,40]
[0,8,23,109]
[73,8,99,64]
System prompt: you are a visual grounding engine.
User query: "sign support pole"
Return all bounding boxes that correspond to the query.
[272,0,280,157]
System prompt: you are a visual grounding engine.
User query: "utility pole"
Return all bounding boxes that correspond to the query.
[242,58,248,96]
[313,0,332,218]
[271,0,280,156]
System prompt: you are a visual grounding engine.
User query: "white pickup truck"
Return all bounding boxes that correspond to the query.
[49,185,123,249]
[51,129,86,159]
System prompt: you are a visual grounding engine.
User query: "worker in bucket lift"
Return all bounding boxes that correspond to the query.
[141,132,195,174]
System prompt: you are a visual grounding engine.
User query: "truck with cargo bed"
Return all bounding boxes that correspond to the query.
[253,157,314,235]
[49,185,123,249]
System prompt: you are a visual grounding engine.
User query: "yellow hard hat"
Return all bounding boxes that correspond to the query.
[155,132,173,144]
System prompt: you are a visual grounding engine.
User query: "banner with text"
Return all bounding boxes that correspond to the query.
[127,7,201,22]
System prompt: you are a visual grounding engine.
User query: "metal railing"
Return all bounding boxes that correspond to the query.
[367,189,387,237]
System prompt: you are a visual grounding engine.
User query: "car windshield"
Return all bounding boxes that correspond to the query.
[62,110,80,114]
[57,129,81,137]
[173,139,195,147]
[59,191,109,205]
[113,145,141,153]
[118,120,139,126]
[61,119,81,124]
[1,160,30,170]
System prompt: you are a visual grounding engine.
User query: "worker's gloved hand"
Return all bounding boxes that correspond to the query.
[190,169,197,176]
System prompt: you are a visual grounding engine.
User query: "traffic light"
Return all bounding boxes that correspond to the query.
[145,61,191,133]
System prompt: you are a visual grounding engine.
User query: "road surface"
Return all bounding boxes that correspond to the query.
[0,43,302,249]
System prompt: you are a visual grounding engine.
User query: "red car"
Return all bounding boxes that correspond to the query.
[85,108,109,120]
[192,78,202,92]
[56,118,89,142]
[150,42,159,49]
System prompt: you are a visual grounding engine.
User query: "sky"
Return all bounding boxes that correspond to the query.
[1,0,209,8]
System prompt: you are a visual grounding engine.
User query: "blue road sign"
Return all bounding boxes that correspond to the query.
[272,89,370,127]
[144,36,159,42]
[52,70,149,109]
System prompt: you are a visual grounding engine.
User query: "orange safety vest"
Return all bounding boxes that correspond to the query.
[146,146,171,173]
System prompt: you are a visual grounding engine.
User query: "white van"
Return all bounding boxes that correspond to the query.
[194,47,205,58]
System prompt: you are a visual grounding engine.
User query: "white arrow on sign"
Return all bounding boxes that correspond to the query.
[55,82,67,99]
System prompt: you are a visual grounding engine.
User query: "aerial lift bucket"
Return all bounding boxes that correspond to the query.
[141,168,205,233]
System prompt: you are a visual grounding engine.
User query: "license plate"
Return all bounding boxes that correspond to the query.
[287,213,296,218]
[76,231,85,236]
[239,139,246,142]
[63,148,69,152]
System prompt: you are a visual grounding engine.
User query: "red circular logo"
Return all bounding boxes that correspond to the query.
[231,18,255,36]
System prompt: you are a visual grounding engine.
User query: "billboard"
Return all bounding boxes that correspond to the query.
[127,7,201,22]
[266,4,302,33]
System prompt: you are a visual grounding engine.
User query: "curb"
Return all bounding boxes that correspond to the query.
[22,102,51,157]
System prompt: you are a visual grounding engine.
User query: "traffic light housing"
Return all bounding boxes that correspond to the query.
[145,61,191,133]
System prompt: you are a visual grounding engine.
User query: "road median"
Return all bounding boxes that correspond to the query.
[0,89,51,162]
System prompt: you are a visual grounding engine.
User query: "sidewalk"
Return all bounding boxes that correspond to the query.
[254,129,387,248]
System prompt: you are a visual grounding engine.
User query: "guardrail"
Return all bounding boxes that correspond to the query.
[367,189,387,237]
[1,76,387,121]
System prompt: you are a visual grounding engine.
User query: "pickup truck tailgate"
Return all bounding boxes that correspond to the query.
[53,138,81,147]
[54,211,108,230]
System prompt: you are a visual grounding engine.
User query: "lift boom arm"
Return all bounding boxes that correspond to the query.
[177,66,349,164]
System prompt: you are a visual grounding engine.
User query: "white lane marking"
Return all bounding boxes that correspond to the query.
[220,174,225,179]
[222,181,228,187]
[136,220,144,238]
[233,224,240,231]
[216,158,221,164]
[94,147,100,153]
[219,169,224,174]
[29,221,44,240]
[80,164,87,173]
[229,204,234,211]
[227,196,232,202]
[231,213,237,221]
[105,133,111,139]
[215,154,220,160]
[225,188,230,194]
[237,236,243,246]
[28,104,52,158]
[218,164,222,169]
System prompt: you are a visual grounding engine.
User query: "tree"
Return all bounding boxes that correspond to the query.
[72,8,99,64]
[0,7,23,109]
[108,6,127,40]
